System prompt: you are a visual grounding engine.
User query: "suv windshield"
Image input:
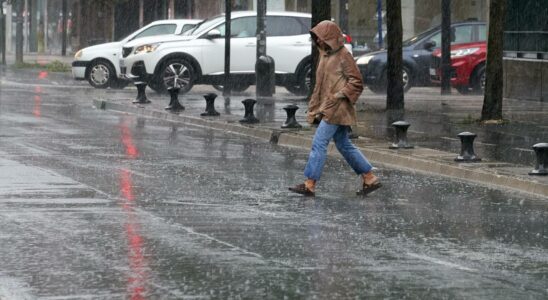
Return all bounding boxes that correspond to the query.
[183,15,225,36]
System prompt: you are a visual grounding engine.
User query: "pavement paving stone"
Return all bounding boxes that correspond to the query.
[2,61,547,197]
[91,89,548,199]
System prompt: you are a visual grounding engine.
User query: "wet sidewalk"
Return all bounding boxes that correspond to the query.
[94,85,548,198]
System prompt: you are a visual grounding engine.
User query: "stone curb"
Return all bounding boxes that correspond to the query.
[93,99,548,199]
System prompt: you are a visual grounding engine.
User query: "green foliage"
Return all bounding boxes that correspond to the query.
[13,60,70,72]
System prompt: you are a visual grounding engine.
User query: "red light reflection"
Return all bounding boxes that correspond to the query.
[119,121,139,159]
[33,86,42,118]
[38,71,48,79]
[119,168,148,300]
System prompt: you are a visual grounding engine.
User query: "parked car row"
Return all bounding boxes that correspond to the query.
[72,19,201,89]
[72,11,352,96]
[355,20,487,94]
[72,15,486,96]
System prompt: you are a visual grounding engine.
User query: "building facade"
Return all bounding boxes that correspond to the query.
[3,0,491,56]
[503,0,548,101]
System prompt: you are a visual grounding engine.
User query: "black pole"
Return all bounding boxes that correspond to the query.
[339,0,349,34]
[310,0,331,99]
[1,5,5,65]
[188,0,193,18]
[441,0,451,94]
[377,0,383,48]
[61,0,67,56]
[15,0,24,63]
[223,0,232,99]
[28,0,36,52]
[162,0,167,19]
[256,0,273,98]
[256,0,266,59]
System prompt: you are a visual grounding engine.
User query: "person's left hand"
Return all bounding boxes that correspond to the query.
[335,91,347,100]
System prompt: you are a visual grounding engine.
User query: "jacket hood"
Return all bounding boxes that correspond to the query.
[310,20,344,52]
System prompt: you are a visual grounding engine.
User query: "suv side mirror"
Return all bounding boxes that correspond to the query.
[206,29,222,39]
[424,40,436,51]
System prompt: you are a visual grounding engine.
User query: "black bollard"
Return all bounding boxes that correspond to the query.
[201,93,220,116]
[239,99,259,124]
[256,55,276,97]
[389,121,414,149]
[529,143,548,176]
[281,104,302,129]
[165,87,185,112]
[133,81,150,104]
[455,132,481,162]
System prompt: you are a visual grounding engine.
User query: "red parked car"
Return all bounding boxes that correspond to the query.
[430,41,486,94]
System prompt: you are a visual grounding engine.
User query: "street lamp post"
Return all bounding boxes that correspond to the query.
[255,0,274,98]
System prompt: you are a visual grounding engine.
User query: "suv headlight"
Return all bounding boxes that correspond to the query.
[450,47,480,58]
[356,55,374,65]
[74,50,83,59]
[134,43,161,55]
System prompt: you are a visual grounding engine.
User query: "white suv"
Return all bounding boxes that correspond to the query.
[72,19,201,89]
[121,11,349,95]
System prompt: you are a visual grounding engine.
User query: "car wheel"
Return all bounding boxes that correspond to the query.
[87,59,115,89]
[402,66,412,92]
[471,65,486,94]
[288,61,312,96]
[160,58,196,94]
[369,67,411,94]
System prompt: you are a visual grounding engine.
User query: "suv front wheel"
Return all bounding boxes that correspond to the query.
[285,61,312,96]
[157,58,196,94]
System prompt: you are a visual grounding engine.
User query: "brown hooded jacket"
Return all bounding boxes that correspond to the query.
[307,21,364,126]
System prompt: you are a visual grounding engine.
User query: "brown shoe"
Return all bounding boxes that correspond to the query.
[357,180,382,196]
[288,183,315,196]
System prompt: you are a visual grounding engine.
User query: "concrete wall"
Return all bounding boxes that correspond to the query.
[504,58,548,101]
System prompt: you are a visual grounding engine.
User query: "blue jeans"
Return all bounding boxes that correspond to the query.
[304,120,373,181]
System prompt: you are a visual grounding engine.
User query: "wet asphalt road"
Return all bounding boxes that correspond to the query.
[0,70,547,299]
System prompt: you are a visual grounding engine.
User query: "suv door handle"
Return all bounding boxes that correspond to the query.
[246,43,256,47]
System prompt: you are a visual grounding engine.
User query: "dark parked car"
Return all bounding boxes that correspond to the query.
[355,21,486,93]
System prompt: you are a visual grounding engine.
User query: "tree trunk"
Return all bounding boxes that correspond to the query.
[481,0,506,121]
[385,0,404,110]
[15,0,24,63]
[309,0,330,99]
[440,0,451,94]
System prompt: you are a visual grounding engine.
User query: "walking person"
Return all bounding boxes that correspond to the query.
[289,20,381,197]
